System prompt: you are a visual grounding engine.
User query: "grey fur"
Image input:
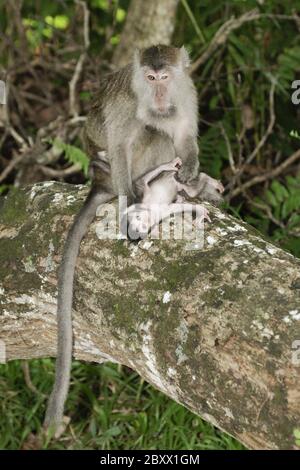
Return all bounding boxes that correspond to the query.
[44,45,201,433]
[127,158,224,238]
[44,191,113,431]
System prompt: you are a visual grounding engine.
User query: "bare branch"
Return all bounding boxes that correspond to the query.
[227,81,276,198]
[219,123,237,174]
[69,1,90,118]
[190,9,300,74]
[230,148,300,198]
[1,182,300,450]
[38,163,82,178]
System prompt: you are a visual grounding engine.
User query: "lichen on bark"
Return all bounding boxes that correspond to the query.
[0,181,300,450]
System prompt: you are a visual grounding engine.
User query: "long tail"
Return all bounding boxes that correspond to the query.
[44,189,113,430]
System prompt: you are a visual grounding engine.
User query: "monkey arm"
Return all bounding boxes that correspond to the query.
[109,143,135,201]
[176,135,199,182]
[140,158,182,188]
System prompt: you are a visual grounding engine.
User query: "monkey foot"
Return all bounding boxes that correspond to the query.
[202,207,211,223]
[216,180,225,193]
[195,206,211,226]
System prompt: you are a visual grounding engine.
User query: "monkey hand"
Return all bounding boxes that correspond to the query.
[172,157,182,169]
[178,161,199,183]
[198,173,224,205]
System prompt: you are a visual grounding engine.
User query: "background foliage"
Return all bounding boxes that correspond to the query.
[0,0,299,450]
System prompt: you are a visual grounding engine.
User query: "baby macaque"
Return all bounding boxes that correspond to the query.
[126,158,224,239]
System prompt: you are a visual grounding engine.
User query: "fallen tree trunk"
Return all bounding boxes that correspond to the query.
[0,181,300,450]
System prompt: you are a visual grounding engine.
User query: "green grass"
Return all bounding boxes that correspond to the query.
[0,360,244,450]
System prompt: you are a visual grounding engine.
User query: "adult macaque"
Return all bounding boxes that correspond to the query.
[44,45,211,434]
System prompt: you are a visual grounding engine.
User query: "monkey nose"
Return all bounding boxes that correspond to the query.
[155,85,165,99]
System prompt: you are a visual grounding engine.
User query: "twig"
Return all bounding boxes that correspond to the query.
[69,55,86,117]
[190,9,260,74]
[219,122,237,174]
[69,0,90,118]
[247,198,300,238]
[229,149,300,199]
[181,0,205,44]
[0,79,30,149]
[38,163,82,178]
[244,81,276,166]
[249,199,285,229]
[21,360,45,397]
[190,9,300,74]
[0,152,24,183]
[227,81,276,196]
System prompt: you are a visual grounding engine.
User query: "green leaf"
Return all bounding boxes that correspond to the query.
[91,0,110,11]
[293,428,300,439]
[290,130,300,141]
[53,139,89,176]
[209,95,219,110]
[116,8,126,23]
[270,180,289,203]
[45,15,69,30]
[265,189,277,207]
[104,426,122,438]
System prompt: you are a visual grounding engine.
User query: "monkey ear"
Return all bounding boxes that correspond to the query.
[180,46,190,69]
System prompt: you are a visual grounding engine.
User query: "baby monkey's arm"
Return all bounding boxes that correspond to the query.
[140,157,182,188]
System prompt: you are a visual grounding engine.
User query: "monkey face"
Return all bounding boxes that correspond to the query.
[141,67,171,113]
[126,205,151,239]
[133,45,190,117]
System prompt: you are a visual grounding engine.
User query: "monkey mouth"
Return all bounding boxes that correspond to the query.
[149,105,176,118]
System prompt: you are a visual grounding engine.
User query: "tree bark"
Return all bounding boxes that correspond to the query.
[113,0,179,68]
[0,182,300,450]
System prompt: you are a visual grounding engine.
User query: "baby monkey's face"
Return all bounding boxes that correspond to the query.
[127,206,151,239]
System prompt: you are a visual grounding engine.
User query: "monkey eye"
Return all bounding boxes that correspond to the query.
[161,75,168,80]
[147,75,155,81]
